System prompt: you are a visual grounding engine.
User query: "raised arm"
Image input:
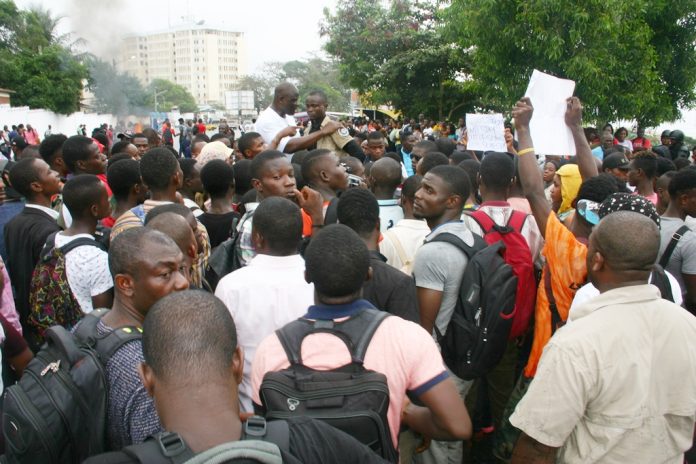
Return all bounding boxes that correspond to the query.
[565,97,598,181]
[512,98,551,237]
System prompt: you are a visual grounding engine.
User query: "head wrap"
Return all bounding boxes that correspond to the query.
[197,141,233,168]
[556,163,582,215]
[598,192,661,227]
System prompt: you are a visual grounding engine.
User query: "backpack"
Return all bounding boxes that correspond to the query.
[27,232,107,346]
[258,308,398,463]
[466,210,537,339]
[2,309,142,464]
[206,213,249,291]
[162,128,173,145]
[107,416,288,464]
[430,232,517,381]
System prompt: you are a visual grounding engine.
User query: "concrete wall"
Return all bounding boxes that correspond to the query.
[0,105,117,139]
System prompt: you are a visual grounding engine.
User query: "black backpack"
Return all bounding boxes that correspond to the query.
[2,310,142,464]
[258,308,397,463]
[206,213,248,290]
[94,416,288,464]
[430,233,517,380]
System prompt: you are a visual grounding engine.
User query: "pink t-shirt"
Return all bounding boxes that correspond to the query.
[251,307,448,444]
[633,190,658,206]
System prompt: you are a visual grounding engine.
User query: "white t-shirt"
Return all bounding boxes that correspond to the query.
[54,233,113,314]
[377,199,404,233]
[254,106,298,154]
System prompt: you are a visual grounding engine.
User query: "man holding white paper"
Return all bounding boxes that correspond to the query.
[466,113,507,153]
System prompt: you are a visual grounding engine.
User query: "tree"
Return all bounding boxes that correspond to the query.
[321,0,477,119]
[446,0,696,126]
[85,56,148,115]
[144,78,198,113]
[0,0,87,114]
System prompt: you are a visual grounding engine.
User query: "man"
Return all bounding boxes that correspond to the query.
[410,140,438,177]
[4,158,62,332]
[85,290,388,463]
[337,188,419,322]
[146,213,198,286]
[369,157,403,232]
[130,133,150,159]
[190,137,207,159]
[590,131,616,160]
[10,136,28,160]
[255,82,343,156]
[380,175,430,274]
[61,135,109,189]
[668,129,690,161]
[655,170,677,216]
[38,134,69,179]
[251,224,472,453]
[631,125,652,151]
[98,228,188,450]
[399,133,418,177]
[301,148,349,204]
[304,90,365,161]
[198,160,238,249]
[177,118,190,158]
[105,158,146,224]
[415,152,449,176]
[627,151,658,204]
[659,168,696,315]
[601,152,630,184]
[44,124,52,139]
[178,159,203,217]
[215,197,313,412]
[510,211,696,463]
[236,131,267,160]
[364,131,387,162]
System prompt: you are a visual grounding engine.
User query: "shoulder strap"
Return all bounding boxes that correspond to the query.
[243,416,290,454]
[275,308,389,365]
[659,225,690,268]
[468,210,495,234]
[650,264,675,303]
[384,229,408,266]
[428,232,485,261]
[324,197,339,225]
[123,432,195,464]
[58,236,107,255]
[505,210,528,232]
[74,310,143,365]
[544,264,564,333]
[39,231,60,261]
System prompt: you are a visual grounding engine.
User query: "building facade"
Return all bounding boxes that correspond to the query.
[116,24,247,107]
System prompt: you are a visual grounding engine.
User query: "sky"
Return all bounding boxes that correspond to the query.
[13,0,339,73]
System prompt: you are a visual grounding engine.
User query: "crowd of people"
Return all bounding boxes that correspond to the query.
[0,82,693,464]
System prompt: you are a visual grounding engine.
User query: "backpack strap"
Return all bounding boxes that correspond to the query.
[383,229,408,269]
[659,225,690,268]
[324,197,339,225]
[58,236,107,255]
[544,264,564,333]
[243,416,290,455]
[275,308,389,365]
[650,264,675,303]
[39,231,59,261]
[73,310,143,366]
[122,432,195,464]
[428,232,486,261]
[467,210,496,234]
[505,210,528,232]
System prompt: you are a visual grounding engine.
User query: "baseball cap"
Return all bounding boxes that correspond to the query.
[116,131,134,141]
[10,137,28,149]
[602,153,629,171]
[576,199,601,225]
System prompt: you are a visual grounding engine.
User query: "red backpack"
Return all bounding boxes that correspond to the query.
[467,210,536,339]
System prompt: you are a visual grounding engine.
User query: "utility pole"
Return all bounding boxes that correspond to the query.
[154,88,167,113]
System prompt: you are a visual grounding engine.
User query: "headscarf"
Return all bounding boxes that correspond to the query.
[197,141,233,168]
[556,163,582,215]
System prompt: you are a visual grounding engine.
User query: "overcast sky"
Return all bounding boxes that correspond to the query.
[14,0,338,73]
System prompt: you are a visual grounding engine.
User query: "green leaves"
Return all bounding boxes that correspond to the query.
[144,79,198,113]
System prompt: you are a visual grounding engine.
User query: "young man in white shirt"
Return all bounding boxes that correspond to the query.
[215,197,313,412]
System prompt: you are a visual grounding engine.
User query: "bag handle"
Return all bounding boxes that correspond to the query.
[45,326,83,366]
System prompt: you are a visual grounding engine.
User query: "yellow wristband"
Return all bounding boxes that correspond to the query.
[517,147,535,156]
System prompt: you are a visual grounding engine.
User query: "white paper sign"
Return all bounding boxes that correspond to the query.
[524,69,576,157]
[466,113,507,152]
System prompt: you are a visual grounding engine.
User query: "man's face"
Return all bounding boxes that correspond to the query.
[133,137,149,157]
[410,145,429,173]
[255,158,297,200]
[185,214,204,254]
[186,164,203,194]
[606,167,629,183]
[627,161,640,186]
[94,183,112,219]
[131,241,189,314]
[305,95,327,121]
[35,159,62,197]
[123,143,140,161]
[661,135,671,146]
[413,172,453,220]
[81,142,107,175]
[402,134,417,153]
[601,133,614,150]
[244,137,267,159]
[365,139,386,160]
[585,233,600,288]
[191,141,207,159]
[323,152,349,191]
[280,90,299,116]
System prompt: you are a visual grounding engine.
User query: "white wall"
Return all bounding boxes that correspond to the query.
[0,105,117,139]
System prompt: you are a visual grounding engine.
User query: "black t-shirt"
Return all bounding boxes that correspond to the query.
[198,211,239,249]
[83,417,387,464]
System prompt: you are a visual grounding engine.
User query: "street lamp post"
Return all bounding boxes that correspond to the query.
[153,88,167,113]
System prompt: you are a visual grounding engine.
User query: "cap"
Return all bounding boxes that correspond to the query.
[576,199,601,225]
[598,192,660,227]
[10,137,28,149]
[197,141,233,167]
[602,153,629,171]
[116,131,133,140]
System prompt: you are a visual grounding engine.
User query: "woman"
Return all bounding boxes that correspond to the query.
[550,163,582,224]
[543,159,561,204]
[614,127,633,153]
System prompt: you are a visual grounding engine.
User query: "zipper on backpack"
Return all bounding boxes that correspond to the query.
[36,353,92,428]
[261,380,390,401]
[7,386,58,462]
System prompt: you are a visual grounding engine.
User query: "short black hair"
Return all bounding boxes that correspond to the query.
[201,159,234,198]
[366,131,385,142]
[401,175,423,202]
[192,134,210,144]
[293,163,306,190]
[209,133,228,143]
[655,157,676,177]
[250,150,286,180]
[179,158,197,181]
[412,140,438,153]
[631,151,658,179]
[305,224,369,298]
[668,169,696,199]
[337,188,379,238]
[39,134,67,164]
[238,132,262,154]
[8,158,41,198]
[131,132,147,141]
[429,165,471,206]
[145,203,194,225]
[252,197,303,255]
[107,159,141,202]
[62,174,105,217]
[143,290,237,385]
[384,152,401,164]
[111,140,132,156]
[675,158,691,171]
[301,149,332,184]
[233,159,253,196]
[107,152,132,168]
[450,150,472,165]
[576,173,619,204]
[435,137,456,156]
[480,152,514,192]
[140,147,179,191]
[290,150,309,165]
[109,227,178,278]
[62,135,94,172]
[419,152,449,175]
[307,89,328,103]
